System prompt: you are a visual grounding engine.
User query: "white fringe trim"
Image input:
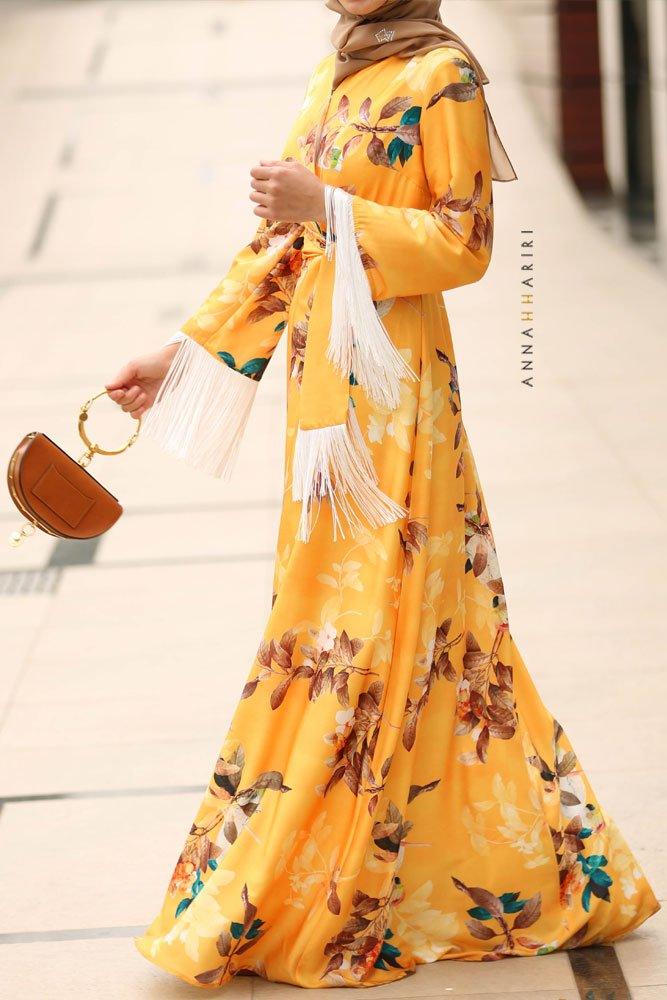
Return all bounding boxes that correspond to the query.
[142,335,257,478]
[292,400,406,543]
[324,185,416,411]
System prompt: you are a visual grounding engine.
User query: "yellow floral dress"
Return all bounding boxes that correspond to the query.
[136,47,660,989]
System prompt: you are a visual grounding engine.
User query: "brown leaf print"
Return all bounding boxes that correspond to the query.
[194,884,266,986]
[452,877,544,958]
[379,96,413,120]
[372,801,413,863]
[367,134,391,167]
[464,488,507,623]
[300,628,375,708]
[448,626,517,763]
[322,877,405,981]
[323,679,384,798]
[399,518,428,573]
[426,59,480,109]
[403,618,463,751]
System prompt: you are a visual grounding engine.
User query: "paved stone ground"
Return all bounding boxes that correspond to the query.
[0,2,665,998]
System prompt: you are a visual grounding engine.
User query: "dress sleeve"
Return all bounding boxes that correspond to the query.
[349,52,494,300]
[142,54,338,477]
[143,217,304,477]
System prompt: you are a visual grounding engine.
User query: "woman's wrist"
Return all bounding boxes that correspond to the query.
[312,184,327,227]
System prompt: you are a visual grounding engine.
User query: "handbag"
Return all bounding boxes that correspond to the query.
[7,389,141,546]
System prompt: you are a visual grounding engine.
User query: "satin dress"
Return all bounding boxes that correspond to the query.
[135,47,660,989]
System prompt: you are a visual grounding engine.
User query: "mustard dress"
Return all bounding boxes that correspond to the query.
[135,48,660,989]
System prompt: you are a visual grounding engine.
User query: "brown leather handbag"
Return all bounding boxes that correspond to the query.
[7,390,140,546]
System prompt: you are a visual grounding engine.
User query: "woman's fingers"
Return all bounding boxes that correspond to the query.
[107,387,133,406]
[127,395,148,418]
[250,163,275,181]
[105,361,139,393]
[249,190,269,205]
[119,385,142,411]
[250,176,272,194]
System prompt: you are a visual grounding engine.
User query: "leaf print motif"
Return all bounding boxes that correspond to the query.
[368,134,391,168]
[426,58,481,108]
[216,351,269,382]
[453,627,517,764]
[300,91,422,173]
[407,778,441,804]
[244,625,377,710]
[242,628,297,705]
[464,488,507,624]
[433,171,493,253]
[290,318,308,383]
[452,877,545,959]
[322,877,405,981]
[527,718,588,814]
[301,629,371,706]
[461,769,553,868]
[322,679,384,798]
[551,812,614,913]
[169,745,290,917]
[245,228,304,329]
[194,884,266,985]
[276,812,359,915]
[372,801,413,864]
[379,96,414,120]
[435,347,461,416]
[403,617,463,751]
[399,518,428,574]
[393,880,459,962]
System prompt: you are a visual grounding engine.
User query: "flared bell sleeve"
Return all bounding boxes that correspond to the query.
[347,52,494,301]
[142,217,305,477]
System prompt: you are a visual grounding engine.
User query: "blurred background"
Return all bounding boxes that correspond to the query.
[0,2,665,998]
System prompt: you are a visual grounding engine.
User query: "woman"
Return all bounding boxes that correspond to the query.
[106,0,659,990]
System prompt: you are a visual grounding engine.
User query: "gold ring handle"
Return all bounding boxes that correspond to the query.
[78,389,141,466]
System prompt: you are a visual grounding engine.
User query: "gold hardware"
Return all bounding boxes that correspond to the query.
[8,521,37,547]
[78,389,141,460]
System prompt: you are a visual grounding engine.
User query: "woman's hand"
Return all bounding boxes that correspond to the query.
[250,159,326,225]
[105,343,179,419]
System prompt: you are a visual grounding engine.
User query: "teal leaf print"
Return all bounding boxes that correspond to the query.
[582,882,593,912]
[362,97,422,170]
[577,852,613,910]
[387,136,414,167]
[374,927,403,970]
[245,918,264,939]
[239,357,269,378]
[400,106,421,126]
[499,891,525,913]
[217,351,269,382]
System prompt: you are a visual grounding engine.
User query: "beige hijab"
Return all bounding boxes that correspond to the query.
[325,0,517,182]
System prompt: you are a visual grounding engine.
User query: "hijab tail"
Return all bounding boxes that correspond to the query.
[485,104,518,182]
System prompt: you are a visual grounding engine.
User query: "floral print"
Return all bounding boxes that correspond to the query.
[136,46,660,991]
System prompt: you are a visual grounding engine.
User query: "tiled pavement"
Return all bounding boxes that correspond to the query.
[0,2,665,998]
